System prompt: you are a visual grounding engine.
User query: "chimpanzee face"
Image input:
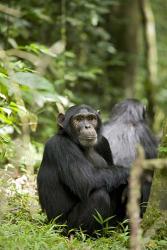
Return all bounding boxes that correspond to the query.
[71,109,98,147]
[58,105,101,148]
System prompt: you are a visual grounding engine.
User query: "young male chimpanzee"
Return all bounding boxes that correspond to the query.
[103,99,158,218]
[37,104,130,234]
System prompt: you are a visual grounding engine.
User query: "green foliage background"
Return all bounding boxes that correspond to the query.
[0,0,167,249]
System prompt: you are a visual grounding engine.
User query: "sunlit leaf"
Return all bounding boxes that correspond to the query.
[12,72,54,91]
[0,93,7,100]
[0,107,12,116]
[0,114,13,125]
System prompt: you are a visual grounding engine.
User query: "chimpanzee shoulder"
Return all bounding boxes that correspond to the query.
[44,133,85,162]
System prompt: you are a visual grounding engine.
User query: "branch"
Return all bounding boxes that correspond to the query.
[142,158,167,170]
[0,4,21,17]
[128,146,144,250]
[7,49,39,66]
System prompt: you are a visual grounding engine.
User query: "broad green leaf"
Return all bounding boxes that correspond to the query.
[34,92,62,107]
[12,72,54,91]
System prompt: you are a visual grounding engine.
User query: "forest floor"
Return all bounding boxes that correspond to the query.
[0,173,166,250]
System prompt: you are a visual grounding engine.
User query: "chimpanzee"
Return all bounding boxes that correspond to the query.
[103,99,158,218]
[37,104,130,234]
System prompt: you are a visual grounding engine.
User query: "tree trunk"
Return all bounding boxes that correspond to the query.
[107,0,140,98]
[143,119,167,241]
[139,0,158,123]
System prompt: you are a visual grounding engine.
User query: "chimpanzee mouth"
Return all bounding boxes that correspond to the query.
[86,136,97,140]
[79,135,97,140]
[79,135,97,146]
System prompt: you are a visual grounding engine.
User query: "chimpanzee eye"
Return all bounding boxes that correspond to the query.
[75,116,84,122]
[76,117,81,122]
[87,115,97,121]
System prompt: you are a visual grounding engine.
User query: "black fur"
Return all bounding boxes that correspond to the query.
[103,99,158,218]
[37,104,129,234]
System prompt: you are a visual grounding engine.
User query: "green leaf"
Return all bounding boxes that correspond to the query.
[0,93,7,100]
[159,146,167,153]
[34,92,63,107]
[0,113,13,125]
[0,72,8,78]
[0,134,11,143]
[0,107,12,116]
[93,210,104,225]
[12,72,54,91]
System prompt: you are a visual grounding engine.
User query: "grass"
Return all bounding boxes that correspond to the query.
[0,176,166,250]
[0,215,129,250]
[0,183,129,250]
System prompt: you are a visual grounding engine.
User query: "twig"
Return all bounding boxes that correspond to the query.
[142,158,167,170]
[128,146,144,250]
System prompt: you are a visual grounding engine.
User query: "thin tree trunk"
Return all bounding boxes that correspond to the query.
[143,119,167,241]
[139,0,158,123]
[128,147,144,250]
[107,0,140,98]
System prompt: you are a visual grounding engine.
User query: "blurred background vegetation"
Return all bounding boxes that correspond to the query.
[0,0,167,249]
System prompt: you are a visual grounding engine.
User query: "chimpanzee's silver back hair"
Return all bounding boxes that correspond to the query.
[103,99,157,168]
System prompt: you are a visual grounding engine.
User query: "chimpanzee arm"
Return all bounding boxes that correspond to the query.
[47,135,129,201]
[138,123,158,159]
[95,136,114,165]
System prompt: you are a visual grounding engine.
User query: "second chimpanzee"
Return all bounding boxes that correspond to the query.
[37,104,129,234]
[103,99,158,218]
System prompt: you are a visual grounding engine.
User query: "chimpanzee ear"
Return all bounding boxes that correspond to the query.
[97,110,101,115]
[143,106,146,119]
[58,113,65,128]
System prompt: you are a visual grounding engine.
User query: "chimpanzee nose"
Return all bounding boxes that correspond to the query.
[85,124,91,129]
